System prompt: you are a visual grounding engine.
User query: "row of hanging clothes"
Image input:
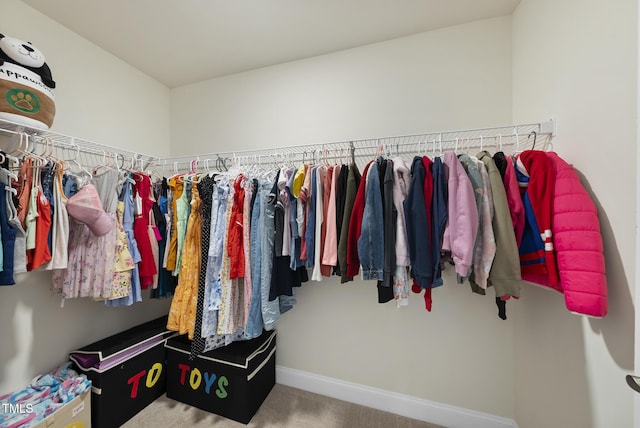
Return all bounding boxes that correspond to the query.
[0,122,607,354]
[160,132,607,357]
[0,131,170,306]
[48,156,175,306]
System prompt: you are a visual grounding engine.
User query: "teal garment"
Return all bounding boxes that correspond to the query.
[173,179,191,276]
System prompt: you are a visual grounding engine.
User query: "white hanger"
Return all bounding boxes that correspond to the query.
[64,139,93,183]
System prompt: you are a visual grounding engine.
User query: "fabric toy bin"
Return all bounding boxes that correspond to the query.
[68,316,175,428]
[164,329,276,424]
[31,390,91,428]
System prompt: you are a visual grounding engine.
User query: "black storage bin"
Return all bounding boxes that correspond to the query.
[69,316,176,428]
[165,329,276,424]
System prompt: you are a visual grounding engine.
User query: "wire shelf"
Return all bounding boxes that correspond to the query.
[0,118,555,173]
[159,120,555,173]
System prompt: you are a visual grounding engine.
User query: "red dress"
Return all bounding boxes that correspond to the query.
[27,188,52,271]
[227,175,245,279]
[133,173,157,288]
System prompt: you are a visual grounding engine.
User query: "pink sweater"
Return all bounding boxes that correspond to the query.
[321,165,339,266]
[442,151,478,278]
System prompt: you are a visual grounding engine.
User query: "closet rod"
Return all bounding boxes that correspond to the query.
[0,118,157,167]
[161,120,555,170]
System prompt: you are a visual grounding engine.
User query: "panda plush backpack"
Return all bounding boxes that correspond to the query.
[0,33,56,130]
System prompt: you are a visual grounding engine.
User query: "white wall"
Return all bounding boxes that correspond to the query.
[511,0,637,427]
[172,17,517,418]
[4,2,631,424]
[0,0,172,394]
[171,18,512,156]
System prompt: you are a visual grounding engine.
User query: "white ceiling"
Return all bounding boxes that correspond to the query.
[21,0,521,88]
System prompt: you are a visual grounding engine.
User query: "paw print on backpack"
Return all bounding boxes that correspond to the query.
[7,89,40,113]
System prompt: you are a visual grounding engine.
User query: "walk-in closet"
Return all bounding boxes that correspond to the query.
[0,1,636,427]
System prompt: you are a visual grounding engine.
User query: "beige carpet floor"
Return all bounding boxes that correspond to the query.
[123,384,444,428]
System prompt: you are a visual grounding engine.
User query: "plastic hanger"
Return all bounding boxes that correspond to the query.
[63,140,93,186]
[514,127,521,155]
[22,136,48,171]
[495,134,503,152]
[92,150,115,175]
[145,160,162,180]
[0,151,18,184]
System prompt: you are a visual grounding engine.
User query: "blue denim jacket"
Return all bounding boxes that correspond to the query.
[357,162,384,280]
[404,156,433,289]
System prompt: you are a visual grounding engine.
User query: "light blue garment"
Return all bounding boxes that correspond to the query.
[260,187,280,330]
[279,289,296,314]
[106,177,141,306]
[201,179,229,338]
[245,185,266,339]
[63,174,78,198]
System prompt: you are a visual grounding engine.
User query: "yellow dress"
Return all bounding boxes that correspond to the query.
[167,181,202,338]
[165,176,183,271]
[108,201,135,300]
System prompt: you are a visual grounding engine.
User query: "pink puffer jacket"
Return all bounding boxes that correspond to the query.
[547,152,607,317]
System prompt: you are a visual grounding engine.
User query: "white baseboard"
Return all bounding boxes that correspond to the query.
[276,366,518,428]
